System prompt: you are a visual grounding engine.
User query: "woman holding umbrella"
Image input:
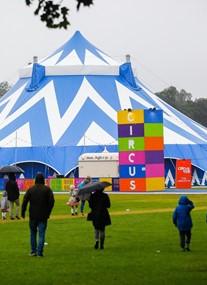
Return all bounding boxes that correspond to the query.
[5,173,21,220]
[88,186,111,250]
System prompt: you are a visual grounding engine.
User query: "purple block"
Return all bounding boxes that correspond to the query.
[118,124,144,138]
[145,150,164,164]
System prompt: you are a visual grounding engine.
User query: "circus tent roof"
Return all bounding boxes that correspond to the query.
[0,31,207,176]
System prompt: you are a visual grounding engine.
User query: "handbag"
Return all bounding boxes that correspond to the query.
[87,211,93,221]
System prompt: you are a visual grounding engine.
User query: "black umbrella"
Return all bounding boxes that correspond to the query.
[0,165,24,174]
[77,181,112,196]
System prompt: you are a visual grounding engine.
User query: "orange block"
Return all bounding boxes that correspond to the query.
[145,137,164,150]
[24,179,35,191]
[119,178,146,192]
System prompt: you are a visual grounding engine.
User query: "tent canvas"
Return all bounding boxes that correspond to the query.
[0,31,207,182]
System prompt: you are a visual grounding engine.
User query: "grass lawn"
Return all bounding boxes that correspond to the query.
[0,193,207,285]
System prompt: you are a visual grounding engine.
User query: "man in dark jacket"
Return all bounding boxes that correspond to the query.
[89,188,111,250]
[21,172,55,257]
[172,195,194,251]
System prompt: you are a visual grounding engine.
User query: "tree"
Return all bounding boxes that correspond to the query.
[193,98,207,127]
[156,87,207,128]
[0,81,11,98]
[25,0,94,29]
[156,86,192,110]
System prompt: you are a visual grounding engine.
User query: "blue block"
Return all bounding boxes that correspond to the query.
[119,165,146,178]
[144,109,163,123]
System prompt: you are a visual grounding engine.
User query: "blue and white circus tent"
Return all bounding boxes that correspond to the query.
[0,31,207,184]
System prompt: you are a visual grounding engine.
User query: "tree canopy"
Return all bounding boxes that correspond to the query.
[156,87,207,128]
[25,0,94,29]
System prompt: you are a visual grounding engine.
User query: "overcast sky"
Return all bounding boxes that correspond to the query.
[0,0,207,99]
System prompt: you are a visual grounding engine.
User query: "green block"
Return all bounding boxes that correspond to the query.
[118,137,145,151]
[144,123,163,137]
[50,178,63,191]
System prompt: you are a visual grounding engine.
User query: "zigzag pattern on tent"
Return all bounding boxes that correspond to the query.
[0,31,207,178]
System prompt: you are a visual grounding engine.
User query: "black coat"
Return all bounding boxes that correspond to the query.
[89,191,111,230]
[5,180,20,202]
[21,184,55,220]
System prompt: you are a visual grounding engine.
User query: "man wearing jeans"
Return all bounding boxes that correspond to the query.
[21,172,55,257]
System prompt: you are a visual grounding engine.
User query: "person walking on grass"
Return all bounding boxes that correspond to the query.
[5,173,21,220]
[89,187,111,250]
[172,195,194,251]
[21,172,55,257]
[78,175,92,216]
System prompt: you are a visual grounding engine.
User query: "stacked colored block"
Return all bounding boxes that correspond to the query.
[99,177,112,191]
[112,178,119,191]
[50,178,63,191]
[62,178,75,191]
[117,109,165,192]
[16,178,25,191]
[24,179,35,191]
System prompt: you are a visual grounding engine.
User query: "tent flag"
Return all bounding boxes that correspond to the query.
[26,63,45,92]
[119,62,141,90]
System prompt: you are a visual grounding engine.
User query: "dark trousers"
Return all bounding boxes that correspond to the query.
[29,219,47,255]
[179,229,191,249]
[94,227,105,249]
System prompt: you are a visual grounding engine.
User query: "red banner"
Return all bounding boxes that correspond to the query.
[175,159,192,189]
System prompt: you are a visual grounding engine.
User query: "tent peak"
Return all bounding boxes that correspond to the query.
[19,31,121,78]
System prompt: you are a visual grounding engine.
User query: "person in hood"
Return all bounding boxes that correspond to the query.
[172,195,194,251]
[21,172,55,257]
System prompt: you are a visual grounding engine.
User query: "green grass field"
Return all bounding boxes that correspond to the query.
[1,193,207,285]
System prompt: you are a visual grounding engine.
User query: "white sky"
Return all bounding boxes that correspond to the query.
[0,0,207,99]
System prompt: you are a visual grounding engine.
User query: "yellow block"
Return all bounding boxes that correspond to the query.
[62,178,75,191]
[99,177,112,191]
[146,177,165,191]
[117,110,144,124]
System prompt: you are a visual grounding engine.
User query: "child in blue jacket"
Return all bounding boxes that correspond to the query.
[172,195,194,251]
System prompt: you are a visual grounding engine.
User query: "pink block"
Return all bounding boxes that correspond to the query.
[75,178,85,188]
[16,178,24,190]
[119,151,145,165]
[146,164,164,178]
